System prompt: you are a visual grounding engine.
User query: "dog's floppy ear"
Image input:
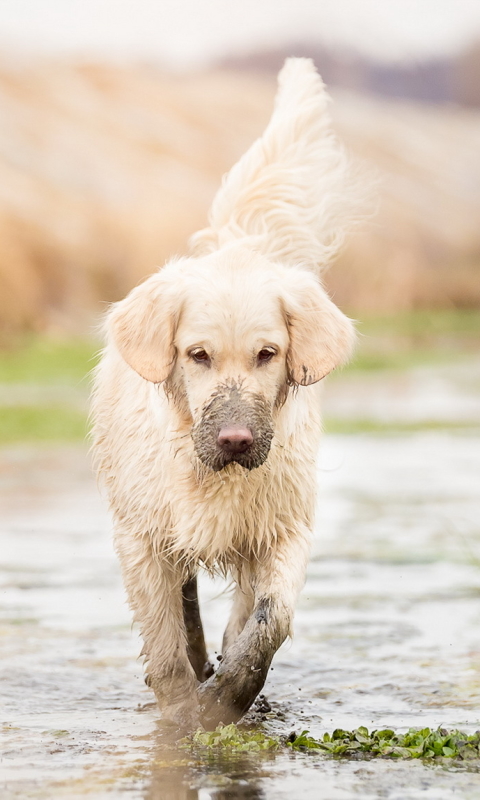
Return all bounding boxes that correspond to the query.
[108,271,179,383]
[283,272,355,386]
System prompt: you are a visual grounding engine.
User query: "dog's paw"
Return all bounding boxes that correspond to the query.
[197,673,244,728]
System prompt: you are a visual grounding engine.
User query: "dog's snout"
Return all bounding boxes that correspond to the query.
[217,425,254,454]
[193,387,273,470]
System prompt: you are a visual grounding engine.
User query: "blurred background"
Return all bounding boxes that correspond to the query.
[0,0,479,442]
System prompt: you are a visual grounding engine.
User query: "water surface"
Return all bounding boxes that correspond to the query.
[1,433,480,798]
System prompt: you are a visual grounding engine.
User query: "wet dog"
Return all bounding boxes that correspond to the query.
[91,58,361,730]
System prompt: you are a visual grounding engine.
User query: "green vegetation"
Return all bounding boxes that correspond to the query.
[0,337,99,385]
[183,724,280,752]
[182,724,480,762]
[0,337,97,444]
[287,726,480,760]
[323,418,480,435]
[345,348,453,373]
[0,406,87,444]
[342,308,480,373]
[355,309,480,339]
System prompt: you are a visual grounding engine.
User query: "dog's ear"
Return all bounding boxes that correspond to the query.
[108,272,179,383]
[283,273,355,386]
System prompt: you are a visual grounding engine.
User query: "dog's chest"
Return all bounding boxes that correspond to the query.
[166,468,267,564]
[162,453,315,570]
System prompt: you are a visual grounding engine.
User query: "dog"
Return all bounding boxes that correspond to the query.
[91,58,361,731]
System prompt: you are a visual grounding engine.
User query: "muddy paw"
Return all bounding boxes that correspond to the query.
[197,674,244,728]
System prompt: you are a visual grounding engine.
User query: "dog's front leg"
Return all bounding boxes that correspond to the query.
[115,527,199,730]
[198,528,311,727]
[182,575,214,681]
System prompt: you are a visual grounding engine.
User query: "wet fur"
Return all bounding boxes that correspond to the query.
[91,58,361,730]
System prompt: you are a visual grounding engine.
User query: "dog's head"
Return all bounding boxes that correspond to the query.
[108,246,354,471]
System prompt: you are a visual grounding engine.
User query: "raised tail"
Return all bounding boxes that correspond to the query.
[190,58,365,273]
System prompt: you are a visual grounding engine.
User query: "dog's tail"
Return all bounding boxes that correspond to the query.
[190,57,365,273]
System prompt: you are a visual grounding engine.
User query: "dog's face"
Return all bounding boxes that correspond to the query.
[173,253,289,470]
[109,246,355,471]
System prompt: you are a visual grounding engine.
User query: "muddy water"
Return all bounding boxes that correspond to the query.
[1,433,480,799]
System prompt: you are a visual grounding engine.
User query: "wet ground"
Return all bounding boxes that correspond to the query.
[1,364,480,798]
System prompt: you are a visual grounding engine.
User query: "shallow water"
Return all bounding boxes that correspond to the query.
[1,433,480,799]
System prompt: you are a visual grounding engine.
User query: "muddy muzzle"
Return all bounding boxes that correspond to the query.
[191,384,274,471]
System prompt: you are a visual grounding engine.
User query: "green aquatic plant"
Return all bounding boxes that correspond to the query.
[183,724,480,761]
[287,726,480,760]
[182,724,280,752]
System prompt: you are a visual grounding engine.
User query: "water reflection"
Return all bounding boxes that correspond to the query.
[146,731,268,800]
[148,771,266,800]
[147,765,197,800]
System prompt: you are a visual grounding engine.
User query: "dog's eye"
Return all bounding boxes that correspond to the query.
[257,348,276,364]
[189,348,210,364]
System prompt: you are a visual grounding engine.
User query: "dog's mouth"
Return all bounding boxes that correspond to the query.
[208,446,271,473]
[191,384,274,472]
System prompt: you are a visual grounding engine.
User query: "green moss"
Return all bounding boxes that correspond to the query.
[0,406,87,443]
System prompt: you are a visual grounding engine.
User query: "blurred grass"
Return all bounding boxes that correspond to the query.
[346,309,480,372]
[0,337,100,384]
[0,407,87,443]
[0,336,98,444]
[356,309,480,337]
[0,310,478,444]
[324,419,480,435]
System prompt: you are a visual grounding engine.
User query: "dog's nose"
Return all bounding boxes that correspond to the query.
[217,425,254,454]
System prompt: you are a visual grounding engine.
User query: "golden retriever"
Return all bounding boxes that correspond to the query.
[91,58,360,731]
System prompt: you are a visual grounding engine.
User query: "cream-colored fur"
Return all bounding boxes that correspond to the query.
[91,58,360,729]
